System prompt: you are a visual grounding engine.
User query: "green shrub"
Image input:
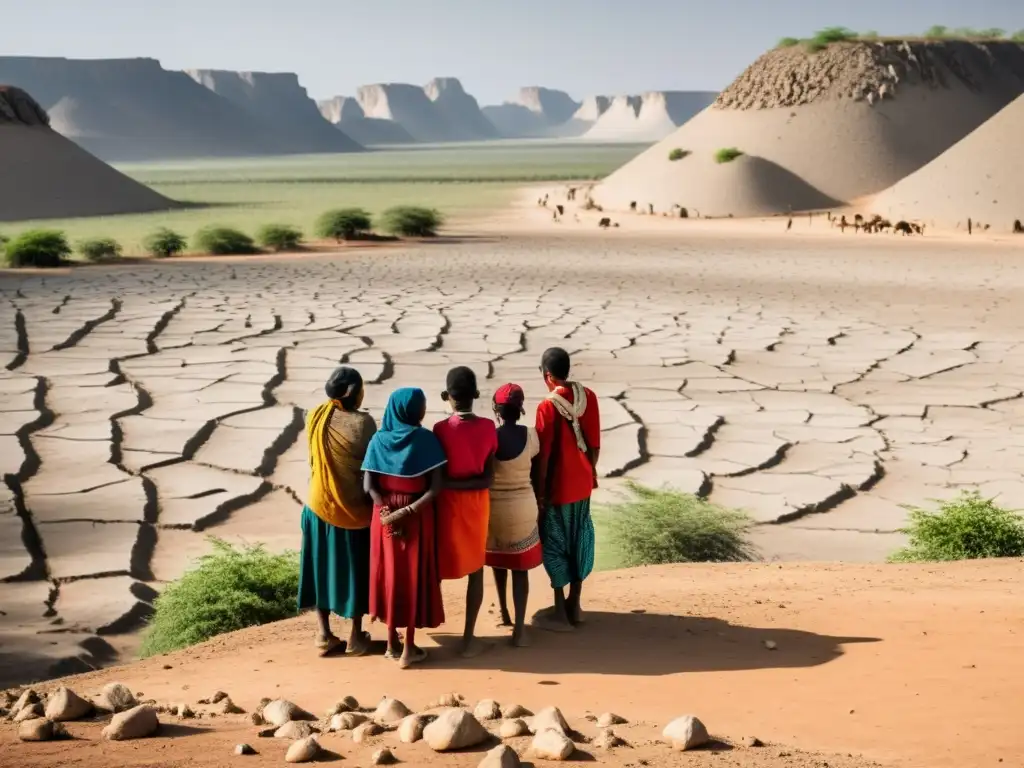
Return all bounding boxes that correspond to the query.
[889,491,1024,563]
[143,228,187,258]
[257,223,302,252]
[315,208,373,241]
[3,229,71,268]
[193,226,257,255]
[1013,29,1024,42]
[380,206,444,237]
[777,37,801,48]
[77,236,122,262]
[924,25,950,39]
[603,482,757,567]
[140,539,300,657]
[811,26,858,45]
[714,147,744,164]
[977,28,1006,39]
[667,148,690,161]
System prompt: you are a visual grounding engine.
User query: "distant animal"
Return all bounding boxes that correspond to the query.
[567,187,577,201]
[1014,219,1023,234]
[983,223,991,231]
[894,220,913,236]
[555,204,564,216]
[786,218,793,231]
[598,217,612,228]
[968,217,973,235]
[679,207,689,219]
[827,211,834,223]
[648,203,655,215]
[629,201,637,211]
[854,213,865,232]
[910,222,923,235]
[838,215,849,232]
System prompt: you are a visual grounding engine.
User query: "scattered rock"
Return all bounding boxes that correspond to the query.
[218,697,246,715]
[593,728,626,749]
[275,721,316,740]
[199,691,229,705]
[18,718,68,742]
[531,728,575,760]
[479,744,522,768]
[474,699,501,721]
[261,699,315,727]
[45,687,94,722]
[102,705,160,741]
[434,692,463,708]
[14,703,45,722]
[423,708,489,751]
[250,711,264,726]
[285,736,320,763]
[353,721,384,743]
[173,703,195,719]
[372,747,396,765]
[397,713,433,743]
[374,696,412,724]
[100,683,138,713]
[764,640,778,651]
[330,711,369,732]
[745,736,765,747]
[235,743,256,756]
[257,727,277,738]
[597,712,627,728]
[662,715,710,751]
[501,704,532,719]
[500,718,530,738]
[326,696,360,716]
[13,689,39,714]
[530,707,569,735]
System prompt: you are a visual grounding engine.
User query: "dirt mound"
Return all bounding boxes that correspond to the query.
[318,96,415,145]
[584,91,716,142]
[423,77,497,140]
[597,40,1024,214]
[0,86,176,221]
[186,69,361,153]
[872,93,1024,230]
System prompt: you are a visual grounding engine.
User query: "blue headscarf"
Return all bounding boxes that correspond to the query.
[361,387,447,477]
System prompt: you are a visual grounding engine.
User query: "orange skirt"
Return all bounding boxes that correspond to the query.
[436,488,489,580]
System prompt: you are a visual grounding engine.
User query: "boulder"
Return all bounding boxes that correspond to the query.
[275,721,316,740]
[530,707,569,735]
[45,687,94,722]
[662,715,709,751]
[14,703,44,722]
[18,718,67,742]
[12,689,39,714]
[235,743,256,755]
[474,699,501,721]
[261,699,315,727]
[100,683,138,713]
[423,708,489,751]
[372,747,396,765]
[285,736,320,763]
[501,704,532,719]
[326,696,360,716]
[330,711,368,731]
[102,705,160,740]
[597,712,627,727]
[398,713,433,743]
[531,728,575,760]
[353,721,383,743]
[479,744,522,768]
[499,718,529,739]
[374,696,412,724]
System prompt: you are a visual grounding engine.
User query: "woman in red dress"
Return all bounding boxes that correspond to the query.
[361,387,447,668]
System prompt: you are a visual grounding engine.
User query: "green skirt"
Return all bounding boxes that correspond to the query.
[297,506,370,618]
[540,498,595,589]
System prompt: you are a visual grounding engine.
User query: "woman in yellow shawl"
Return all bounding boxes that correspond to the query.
[298,366,377,656]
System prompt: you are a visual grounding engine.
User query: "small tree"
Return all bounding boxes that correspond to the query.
[812,26,858,44]
[380,206,444,237]
[193,226,258,255]
[77,236,122,262]
[315,208,373,242]
[714,147,744,164]
[257,224,302,252]
[4,229,71,268]
[777,37,801,48]
[668,148,690,161]
[143,228,187,258]
[889,491,1024,562]
[924,25,949,39]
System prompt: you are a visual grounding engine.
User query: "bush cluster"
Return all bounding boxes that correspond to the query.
[77,237,122,262]
[667,148,691,162]
[144,228,188,258]
[3,229,71,268]
[889,491,1024,562]
[257,224,303,252]
[380,206,444,237]
[714,147,744,164]
[192,226,257,255]
[315,208,373,241]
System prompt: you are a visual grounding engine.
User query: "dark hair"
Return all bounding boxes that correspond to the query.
[541,347,571,380]
[325,366,363,411]
[496,402,522,424]
[445,365,478,402]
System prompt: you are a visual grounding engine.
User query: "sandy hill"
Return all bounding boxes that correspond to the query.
[483,86,582,138]
[584,91,718,142]
[871,93,1024,230]
[0,56,306,161]
[596,40,1024,216]
[185,69,361,153]
[0,86,175,222]
[423,77,498,141]
[317,96,415,146]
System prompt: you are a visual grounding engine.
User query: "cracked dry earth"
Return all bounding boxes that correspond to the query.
[2,234,1023,686]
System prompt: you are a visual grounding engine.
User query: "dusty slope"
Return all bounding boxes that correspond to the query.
[186,69,361,153]
[584,91,717,142]
[0,86,175,221]
[596,40,1024,215]
[3,561,1021,768]
[871,93,1024,230]
[317,96,415,145]
[424,77,498,140]
[0,56,299,161]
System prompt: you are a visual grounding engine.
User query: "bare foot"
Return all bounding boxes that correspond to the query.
[532,607,575,633]
[399,646,428,669]
[347,631,372,657]
[497,613,514,628]
[570,608,587,626]
[460,637,492,659]
[511,628,532,647]
[316,635,346,657]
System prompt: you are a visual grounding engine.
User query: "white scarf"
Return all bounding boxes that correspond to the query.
[547,382,588,453]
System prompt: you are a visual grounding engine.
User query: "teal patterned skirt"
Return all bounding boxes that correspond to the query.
[297,506,370,618]
[540,498,596,589]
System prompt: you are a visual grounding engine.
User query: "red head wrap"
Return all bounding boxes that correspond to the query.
[493,383,525,410]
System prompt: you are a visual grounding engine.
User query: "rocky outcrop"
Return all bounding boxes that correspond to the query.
[424,77,497,140]
[0,85,49,125]
[515,86,580,124]
[318,96,415,146]
[357,83,454,142]
[186,69,361,153]
[483,86,583,138]
[583,91,717,141]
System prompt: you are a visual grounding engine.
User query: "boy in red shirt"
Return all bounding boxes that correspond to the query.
[534,347,600,631]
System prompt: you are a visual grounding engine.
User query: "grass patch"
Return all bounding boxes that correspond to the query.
[777,37,801,48]
[714,147,744,164]
[257,223,302,252]
[192,226,258,255]
[140,538,300,657]
[888,491,1024,563]
[380,205,444,237]
[812,26,859,44]
[3,229,71,268]
[315,208,373,242]
[667,148,690,162]
[77,236,122,262]
[143,228,187,258]
[596,482,757,569]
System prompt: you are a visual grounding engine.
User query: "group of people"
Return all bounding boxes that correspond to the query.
[296,347,602,668]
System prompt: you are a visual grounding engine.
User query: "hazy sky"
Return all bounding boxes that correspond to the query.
[4,0,1023,103]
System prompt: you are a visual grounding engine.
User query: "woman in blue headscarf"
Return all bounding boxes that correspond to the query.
[362,387,447,669]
